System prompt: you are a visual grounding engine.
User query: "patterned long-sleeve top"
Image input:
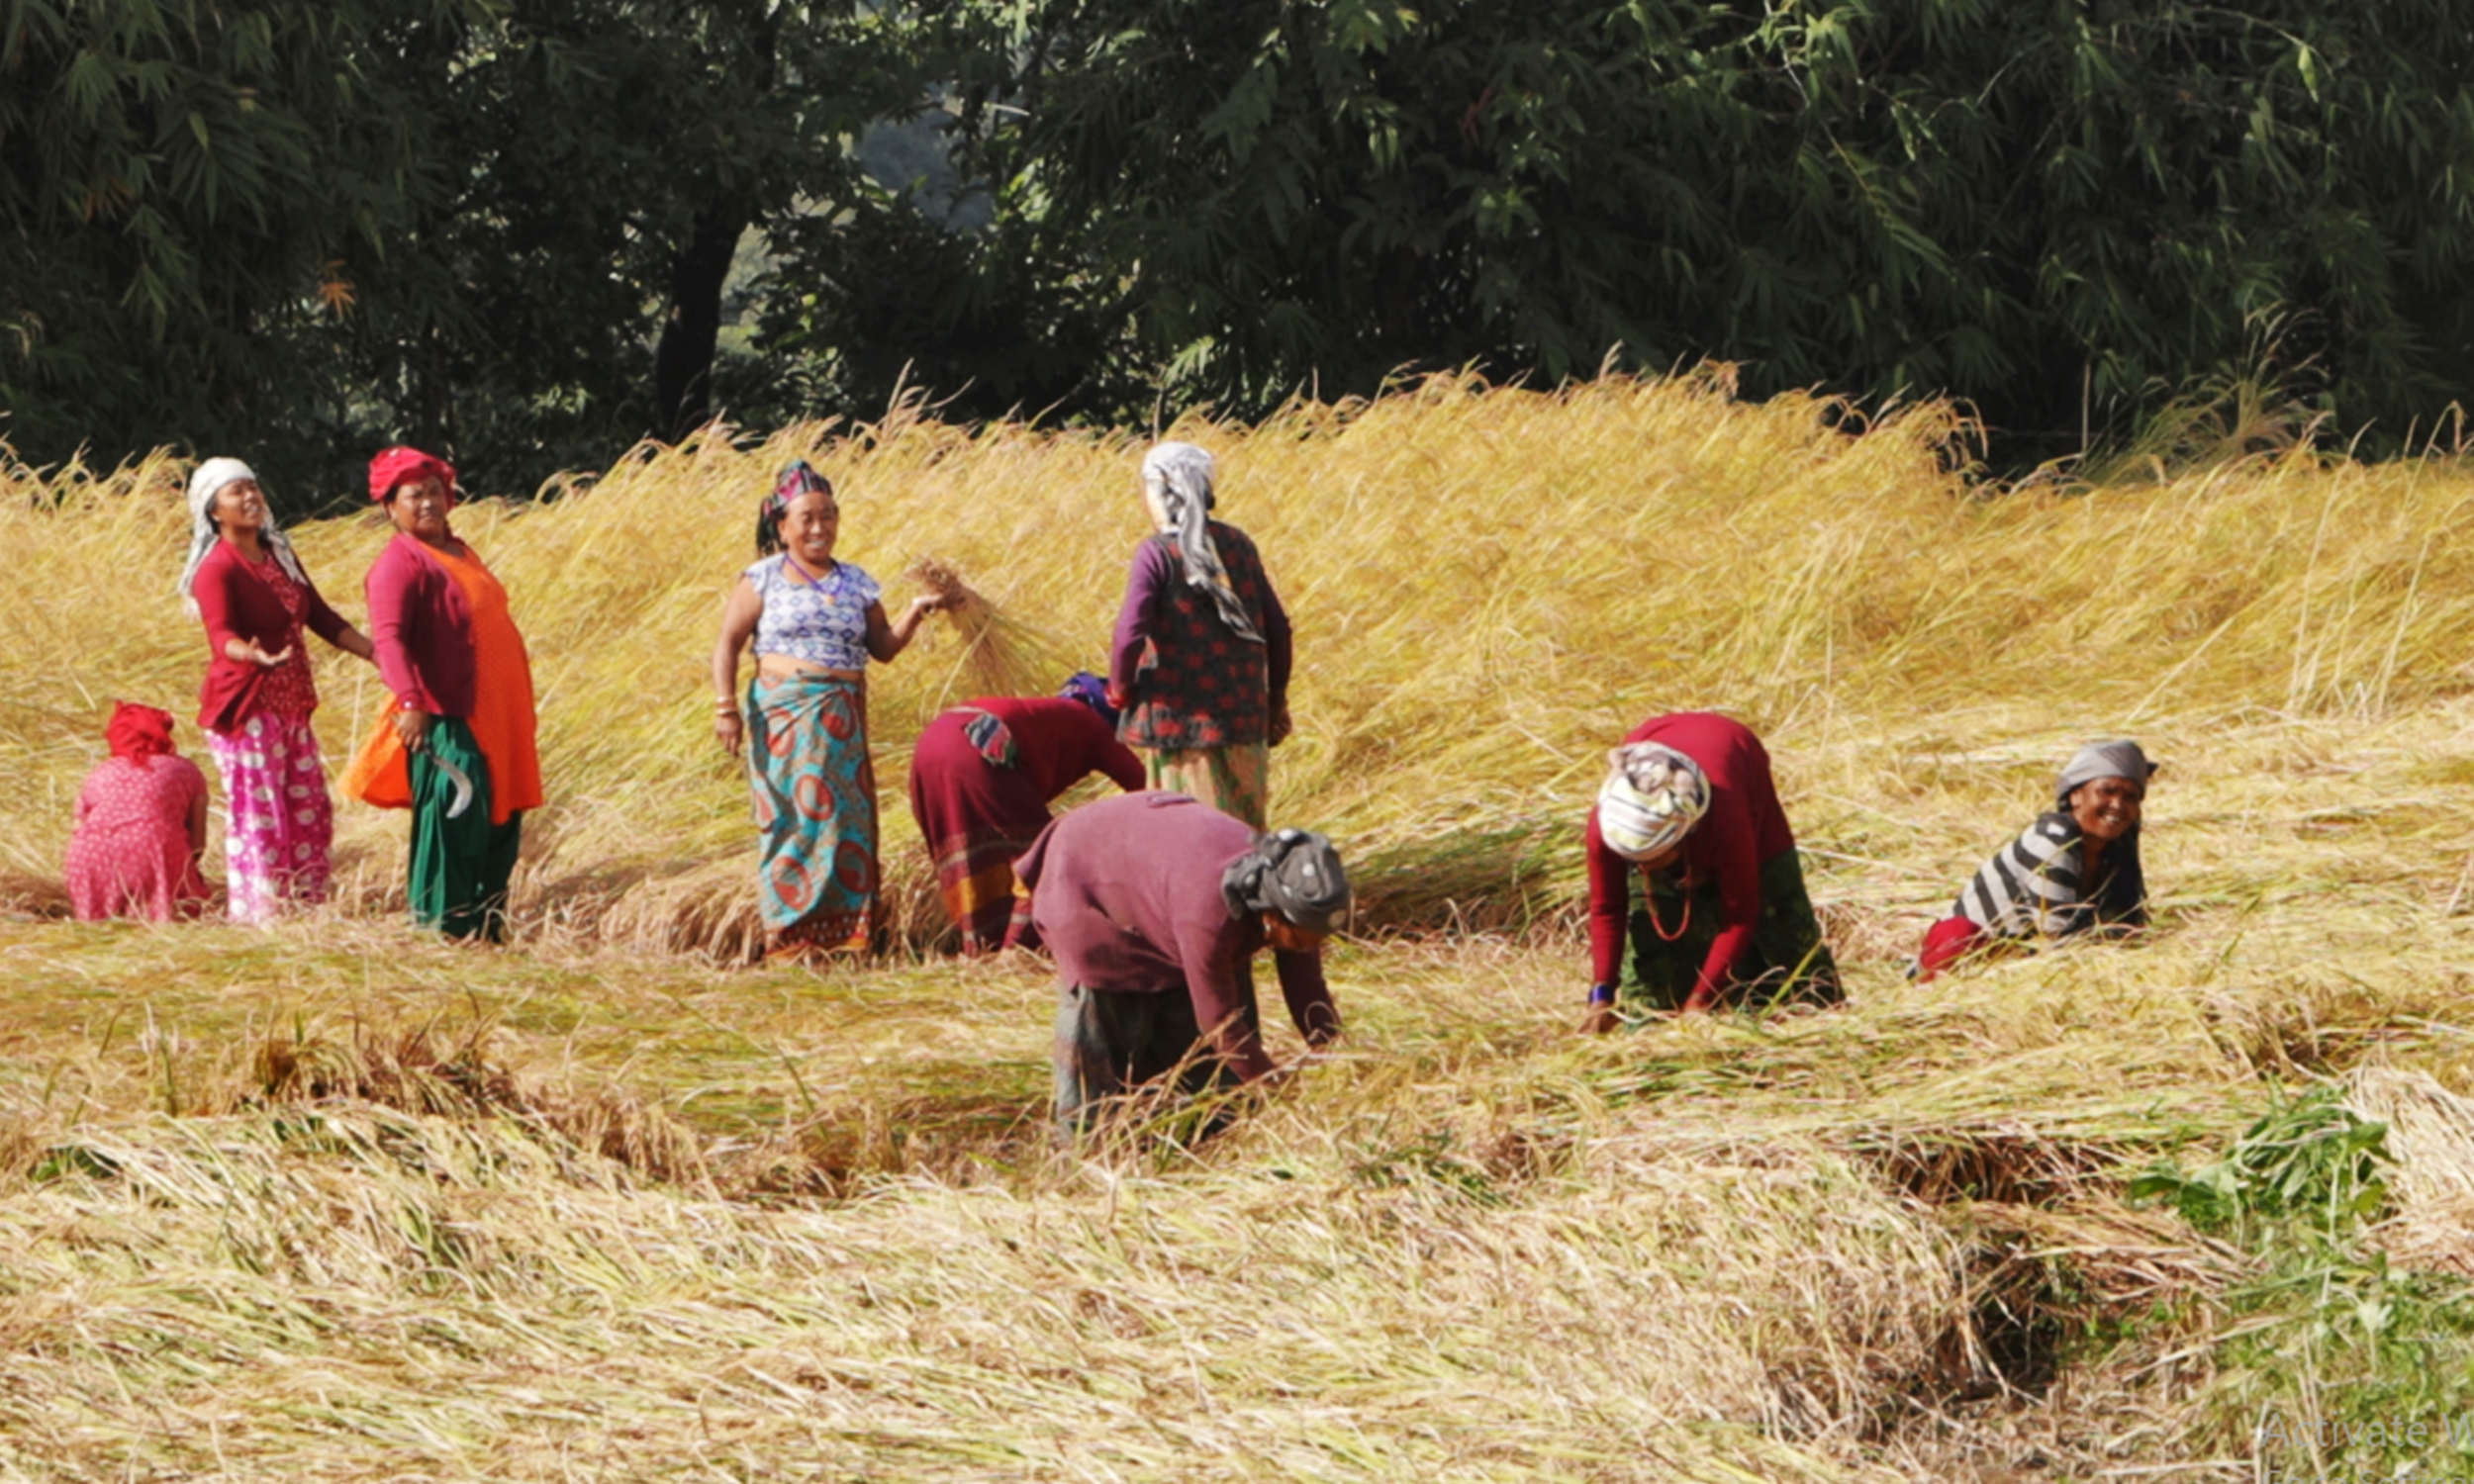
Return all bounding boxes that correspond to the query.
[1108,525,1292,750]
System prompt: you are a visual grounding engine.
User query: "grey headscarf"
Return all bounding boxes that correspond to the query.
[1141,441,1264,644]
[177,457,310,617]
[2055,740,2158,810]
[1220,827,1351,934]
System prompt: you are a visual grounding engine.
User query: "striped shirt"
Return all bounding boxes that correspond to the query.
[1952,810,2146,940]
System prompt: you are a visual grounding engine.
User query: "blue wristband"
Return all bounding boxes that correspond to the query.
[1587,983,1616,1006]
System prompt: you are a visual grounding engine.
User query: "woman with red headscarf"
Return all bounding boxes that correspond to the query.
[340,447,541,940]
[65,702,213,921]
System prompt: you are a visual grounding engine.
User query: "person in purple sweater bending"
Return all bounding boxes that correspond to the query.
[1015,790,1348,1142]
[1107,441,1293,828]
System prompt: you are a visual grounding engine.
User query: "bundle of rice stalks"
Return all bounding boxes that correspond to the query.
[251,1019,710,1186]
[2345,1064,2474,1276]
[906,552,1075,702]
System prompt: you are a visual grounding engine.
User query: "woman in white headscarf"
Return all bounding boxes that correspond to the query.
[1105,441,1293,828]
[1581,711,1840,1027]
[180,458,375,922]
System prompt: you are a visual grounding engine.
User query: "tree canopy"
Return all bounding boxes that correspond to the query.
[927,0,2474,454]
[6,0,2471,492]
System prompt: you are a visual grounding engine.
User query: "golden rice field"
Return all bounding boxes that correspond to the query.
[4,372,2474,1481]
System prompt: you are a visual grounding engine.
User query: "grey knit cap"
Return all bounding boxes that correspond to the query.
[2055,740,2158,810]
[1220,828,1351,934]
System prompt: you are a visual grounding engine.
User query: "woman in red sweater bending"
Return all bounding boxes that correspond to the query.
[1580,711,1840,1027]
[178,458,376,922]
[906,674,1146,956]
[65,702,213,922]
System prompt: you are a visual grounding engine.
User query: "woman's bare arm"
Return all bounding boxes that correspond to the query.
[711,579,763,753]
[863,594,944,664]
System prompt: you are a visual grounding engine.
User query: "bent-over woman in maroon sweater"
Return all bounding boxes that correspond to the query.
[906,677,1145,956]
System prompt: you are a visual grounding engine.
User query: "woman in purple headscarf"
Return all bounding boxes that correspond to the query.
[905,673,1146,956]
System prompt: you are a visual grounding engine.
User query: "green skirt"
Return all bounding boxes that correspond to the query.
[1619,849,1842,1013]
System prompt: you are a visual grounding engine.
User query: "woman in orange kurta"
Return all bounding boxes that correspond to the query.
[340,447,540,939]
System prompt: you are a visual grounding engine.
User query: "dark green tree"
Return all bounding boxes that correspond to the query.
[340,0,922,479]
[905,0,2474,453]
[0,0,480,489]
[2,0,920,496]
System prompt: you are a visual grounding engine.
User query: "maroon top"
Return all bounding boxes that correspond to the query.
[193,540,350,733]
[1108,524,1292,750]
[364,533,478,718]
[1015,790,1339,1082]
[1585,712,1798,1000]
[970,697,1146,798]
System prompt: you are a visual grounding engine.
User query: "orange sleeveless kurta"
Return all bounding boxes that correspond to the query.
[342,542,541,823]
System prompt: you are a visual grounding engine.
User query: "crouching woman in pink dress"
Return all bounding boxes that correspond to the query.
[65,702,212,922]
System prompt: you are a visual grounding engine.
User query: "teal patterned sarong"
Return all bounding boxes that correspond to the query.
[745,671,878,953]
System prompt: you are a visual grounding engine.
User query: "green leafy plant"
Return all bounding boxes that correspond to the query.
[2130,1084,2391,1240]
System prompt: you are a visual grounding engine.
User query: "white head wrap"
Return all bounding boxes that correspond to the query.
[1140,441,1263,644]
[1595,742,1711,861]
[177,458,309,616]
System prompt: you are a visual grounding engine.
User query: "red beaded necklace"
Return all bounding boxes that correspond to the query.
[1637,861,1692,940]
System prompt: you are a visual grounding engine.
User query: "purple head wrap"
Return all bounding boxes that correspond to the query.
[1060,671,1120,729]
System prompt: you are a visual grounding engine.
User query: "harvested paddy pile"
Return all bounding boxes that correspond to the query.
[4,372,2474,1479]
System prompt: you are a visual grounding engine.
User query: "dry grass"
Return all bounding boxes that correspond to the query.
[2,371,2473,1478]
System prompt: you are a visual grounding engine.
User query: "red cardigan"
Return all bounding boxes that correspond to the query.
[193,540,351,733]
[1585,711,1797,1000]
[973,697,1146,799]
[364,533,479,718]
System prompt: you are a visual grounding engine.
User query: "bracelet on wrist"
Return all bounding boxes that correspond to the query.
[1587,984,1616,1007]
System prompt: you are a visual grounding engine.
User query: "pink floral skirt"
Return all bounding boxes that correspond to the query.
[208,714,333,924]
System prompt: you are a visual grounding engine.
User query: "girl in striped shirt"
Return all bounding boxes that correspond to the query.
[1915,740,2156,981]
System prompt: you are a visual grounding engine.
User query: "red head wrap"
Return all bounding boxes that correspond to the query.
[105,701,176,763]
[369,446,457,504]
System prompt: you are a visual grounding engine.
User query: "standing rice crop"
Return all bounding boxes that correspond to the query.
[6,371,2472,953]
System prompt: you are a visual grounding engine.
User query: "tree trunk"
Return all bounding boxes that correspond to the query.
[651,8,780,445]
[651,201,748,444]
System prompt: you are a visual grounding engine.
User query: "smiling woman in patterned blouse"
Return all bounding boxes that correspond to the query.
[709,461,947,960]
[179,457,377,924]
